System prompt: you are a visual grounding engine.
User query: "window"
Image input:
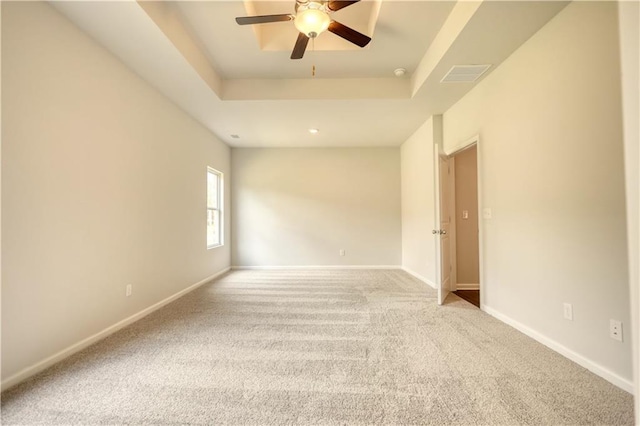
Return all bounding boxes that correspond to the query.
[207,167,223,248]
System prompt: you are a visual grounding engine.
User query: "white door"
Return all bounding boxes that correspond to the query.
[434,143,452,305]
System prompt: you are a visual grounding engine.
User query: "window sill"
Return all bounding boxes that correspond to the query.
[207,244,224,250]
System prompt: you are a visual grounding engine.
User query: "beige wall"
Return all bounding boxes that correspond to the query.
[231,148,401,267]
[1,2,230,382]
[453,146,479,286]
[444,1,631,385]
[400,117,440,285]
[617,0,640,413]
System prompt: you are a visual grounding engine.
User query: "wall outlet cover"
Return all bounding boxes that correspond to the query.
[610,319,623,342]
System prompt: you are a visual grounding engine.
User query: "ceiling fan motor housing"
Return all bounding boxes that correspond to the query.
[294,0,326,12]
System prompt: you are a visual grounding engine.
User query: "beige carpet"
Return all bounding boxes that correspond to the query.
[1,269,634,424]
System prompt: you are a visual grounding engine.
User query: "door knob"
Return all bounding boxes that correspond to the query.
[432,230,438,234]
[441,230,447,235]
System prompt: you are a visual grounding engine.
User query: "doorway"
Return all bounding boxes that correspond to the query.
[451,145,480,308]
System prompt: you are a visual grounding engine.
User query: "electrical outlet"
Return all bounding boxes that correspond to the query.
[563,303,573,320]
[339,249,345,256]
[610,319,623,342]
[126,284,132,297]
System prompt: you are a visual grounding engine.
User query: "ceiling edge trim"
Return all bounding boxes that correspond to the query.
[137,0,224,99]
[222,77,411,101]
[410,0,483,97]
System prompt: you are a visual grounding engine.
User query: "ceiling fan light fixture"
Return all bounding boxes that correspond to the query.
[294,4,331,38]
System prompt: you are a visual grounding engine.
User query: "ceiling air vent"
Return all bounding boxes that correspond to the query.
[441,64,492,83]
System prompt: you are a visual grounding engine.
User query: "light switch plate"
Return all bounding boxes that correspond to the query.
[563,303,573,320]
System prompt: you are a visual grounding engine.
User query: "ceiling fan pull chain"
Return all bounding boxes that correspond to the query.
[311,37,316,77]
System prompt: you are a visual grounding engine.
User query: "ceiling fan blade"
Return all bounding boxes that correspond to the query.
[328,21,371,48]
[291,32,310,59]
[235,14,293,25]
[327,1,360,12]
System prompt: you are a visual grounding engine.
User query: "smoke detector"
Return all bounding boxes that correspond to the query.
[394,68,407,77]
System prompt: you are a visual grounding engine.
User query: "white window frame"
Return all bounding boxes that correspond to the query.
[207,167,223,249]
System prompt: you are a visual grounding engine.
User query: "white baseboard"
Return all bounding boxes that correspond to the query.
[231,265,402,270]
[1,267,231,392]
[483,305,634,394]
[456,283,480,290]
[401,267,437,289]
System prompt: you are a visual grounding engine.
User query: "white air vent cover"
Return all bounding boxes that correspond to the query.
[441,64,492,83]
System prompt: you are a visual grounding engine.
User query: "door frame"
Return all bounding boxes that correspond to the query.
[446,134,485,310]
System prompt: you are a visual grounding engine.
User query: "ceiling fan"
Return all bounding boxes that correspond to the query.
[235,0,371,60]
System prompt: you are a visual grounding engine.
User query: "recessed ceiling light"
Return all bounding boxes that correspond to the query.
[394,68,406,77]
[230,134,240,139]
[309,128,319,134]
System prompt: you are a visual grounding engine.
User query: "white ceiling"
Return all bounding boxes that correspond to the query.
[51,1,569,148]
